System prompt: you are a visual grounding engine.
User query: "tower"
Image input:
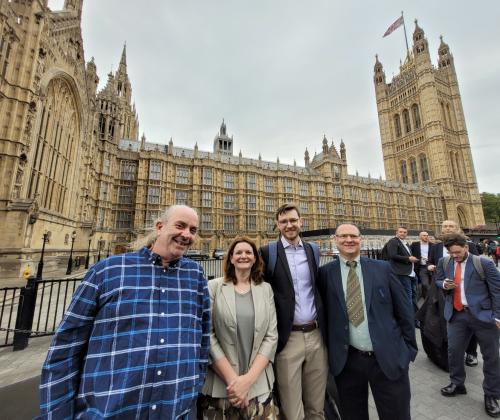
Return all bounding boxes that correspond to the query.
[374,21,484,228]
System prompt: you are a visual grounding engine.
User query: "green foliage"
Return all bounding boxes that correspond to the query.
[481,192,500,223]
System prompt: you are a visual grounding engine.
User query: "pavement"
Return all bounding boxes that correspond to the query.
[0,332,495,420]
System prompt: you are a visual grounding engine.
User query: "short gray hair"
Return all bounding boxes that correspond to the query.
[132,205,198,250]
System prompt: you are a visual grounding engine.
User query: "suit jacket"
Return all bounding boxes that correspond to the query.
[317,257,418,380]
[428,241,478,266]
[435,256,500,323]
[410,241,434,263]
[260,239,325,353]
[386,237,414,276]
[202,277,278,399]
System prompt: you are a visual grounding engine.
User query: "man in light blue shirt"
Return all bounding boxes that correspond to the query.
[318,223,417,420]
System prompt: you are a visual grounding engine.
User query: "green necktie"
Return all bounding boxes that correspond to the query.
[346,260,364,327]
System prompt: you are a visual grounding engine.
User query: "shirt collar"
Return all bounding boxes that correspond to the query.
[280,235,303,249]
[140,246,181,267]
[339,254,361,266]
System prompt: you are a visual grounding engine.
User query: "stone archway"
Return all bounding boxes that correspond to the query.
[457,206,469,229]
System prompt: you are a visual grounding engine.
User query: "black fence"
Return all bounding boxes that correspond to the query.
[0,277,82,349]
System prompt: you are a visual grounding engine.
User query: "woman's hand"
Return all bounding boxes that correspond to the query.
[227,374,252,407]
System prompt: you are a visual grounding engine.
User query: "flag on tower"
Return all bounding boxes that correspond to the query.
[383,16,404,37]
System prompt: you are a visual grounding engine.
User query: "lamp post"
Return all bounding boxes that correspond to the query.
[97,237,105,262]
[66,231,76,275]
[106,243,111,258]
[85,237,92,269]
[36,231,49,280]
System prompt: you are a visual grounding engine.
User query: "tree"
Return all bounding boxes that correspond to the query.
[481,192,500,224]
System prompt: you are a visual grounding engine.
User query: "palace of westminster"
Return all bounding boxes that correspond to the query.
[0,1,484,280]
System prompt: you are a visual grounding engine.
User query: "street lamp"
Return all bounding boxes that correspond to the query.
[97,237,104,262]
[36,231,49,280]
[66,231,76,275]
[106,243,111,258]
[85,237,92,269]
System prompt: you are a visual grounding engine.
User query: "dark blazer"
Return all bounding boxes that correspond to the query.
[385,237,414,276]
[410,241,434,263]
[317,257,417,380]
[260,239,324,353]
[436,256,500,323]
[428,241,478,266]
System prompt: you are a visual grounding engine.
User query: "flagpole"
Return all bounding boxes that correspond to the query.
[401,11,410,57]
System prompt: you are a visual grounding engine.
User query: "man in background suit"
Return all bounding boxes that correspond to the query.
[428,219,480,366]
[411,231,434,300]
[386,226,419,312]
[318,223,417,420]
[436,233,500,418]
[260,203,327,420]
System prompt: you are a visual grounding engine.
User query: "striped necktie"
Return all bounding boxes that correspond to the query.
[346,261,364,327]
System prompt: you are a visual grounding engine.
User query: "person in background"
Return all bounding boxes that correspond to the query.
[200,237,279,419]
[411,231,434,300]
[436,233,500,418]
[428,219,480,367]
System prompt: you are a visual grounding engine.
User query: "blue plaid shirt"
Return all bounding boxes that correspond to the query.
[40,247,211,419]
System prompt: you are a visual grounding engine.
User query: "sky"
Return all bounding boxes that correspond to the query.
[51,1,500,193]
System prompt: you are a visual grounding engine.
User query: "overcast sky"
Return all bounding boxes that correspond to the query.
[51,1,500,193]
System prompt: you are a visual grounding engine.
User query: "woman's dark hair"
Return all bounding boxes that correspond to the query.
[223,236,264,285]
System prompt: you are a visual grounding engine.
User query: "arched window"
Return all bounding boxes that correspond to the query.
[412,104,421,129]
[449,151,458,179]
[410,157,418,183]
[454,152,464,181]
[400,160,409,183]
[402,109,411,133]
[446,104,454,130]
[394,114,402,137]
[441,102,448,128]
[419,153,430,181]
[28,77,80,215]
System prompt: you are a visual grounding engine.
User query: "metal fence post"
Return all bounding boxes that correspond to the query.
[13,276,38,351]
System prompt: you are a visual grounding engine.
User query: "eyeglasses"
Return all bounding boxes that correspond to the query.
[335,234,361,239]
[277,218,300,226]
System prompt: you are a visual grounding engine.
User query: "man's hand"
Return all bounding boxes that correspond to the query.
[443,279,457,290]
[428,264,436,272]
[409,256,419,263]
[496,319,500,329]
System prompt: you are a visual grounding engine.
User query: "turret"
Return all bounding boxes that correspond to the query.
[438,35,455,70]
[412,20,430,63]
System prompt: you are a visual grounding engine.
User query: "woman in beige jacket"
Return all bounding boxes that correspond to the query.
[200,236,279,419]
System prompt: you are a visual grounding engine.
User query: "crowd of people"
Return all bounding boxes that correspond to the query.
[38,204,500,420]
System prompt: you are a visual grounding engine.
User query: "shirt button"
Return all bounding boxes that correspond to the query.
[157,370,162,376]
[161,289,165,293]
[161,312,165,316]
[163,269,166,273]
[160,338,165,344]
[152,404,157,410]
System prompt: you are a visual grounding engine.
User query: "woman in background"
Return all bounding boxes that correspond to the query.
[200,237,279,419]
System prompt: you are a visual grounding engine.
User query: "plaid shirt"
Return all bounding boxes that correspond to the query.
[40,247,211,419]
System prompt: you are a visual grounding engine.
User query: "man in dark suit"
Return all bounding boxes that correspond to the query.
[260,203,327,420]
[436,233,500,418]
[318,223,417,420]
[411,231,434,300]
[428,219,480,366]
[385,226,419,312]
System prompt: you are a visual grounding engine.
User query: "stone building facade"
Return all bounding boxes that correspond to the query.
[0,2,481,282]
[374,21,484,228]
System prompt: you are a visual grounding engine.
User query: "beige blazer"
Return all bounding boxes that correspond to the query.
[202,277,278,399]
